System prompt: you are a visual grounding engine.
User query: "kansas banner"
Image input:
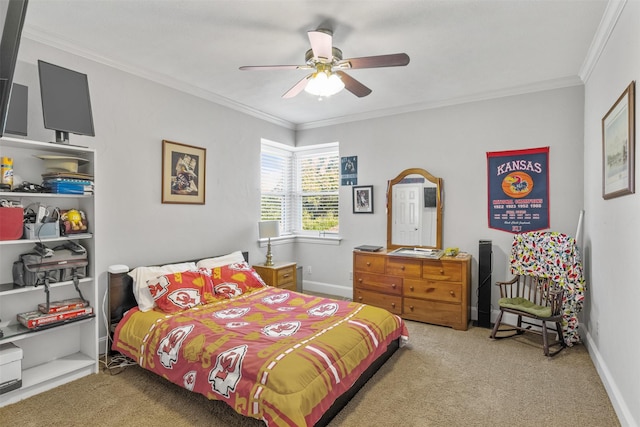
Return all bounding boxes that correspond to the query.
[487,147,549,233]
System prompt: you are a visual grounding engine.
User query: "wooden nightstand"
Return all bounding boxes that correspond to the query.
[253,262,297,291]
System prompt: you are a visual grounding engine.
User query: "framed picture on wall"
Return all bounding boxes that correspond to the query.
[602,81,635,199]
[353,185,373,213]
[162,139,206,204]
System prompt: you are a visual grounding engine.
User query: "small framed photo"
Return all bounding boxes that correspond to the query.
[602,81,635,199]
[353,185,373,213]
[162,139,206,204]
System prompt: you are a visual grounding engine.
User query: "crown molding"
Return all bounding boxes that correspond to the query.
[21,28,296,130]
[295,75,584,131]
[22,25,588,133]
[579,0,627,83]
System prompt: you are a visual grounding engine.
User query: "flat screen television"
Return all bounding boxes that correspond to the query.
[0,0,28,138]
[38,60,95,144]
[5,82,27,135]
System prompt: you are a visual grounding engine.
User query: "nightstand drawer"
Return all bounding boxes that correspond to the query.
[277,266,295,286]
[252,262,297,291]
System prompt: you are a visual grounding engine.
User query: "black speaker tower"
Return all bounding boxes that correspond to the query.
[477,240,492,328]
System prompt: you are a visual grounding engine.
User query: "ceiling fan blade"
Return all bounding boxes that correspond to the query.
[336,71,372,97]
[307,29,333,62]
[341,53,410,69]
[239,65,307,71]
[282,74,312,98]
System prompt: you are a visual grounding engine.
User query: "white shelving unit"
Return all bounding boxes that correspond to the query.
[0,136,98,406]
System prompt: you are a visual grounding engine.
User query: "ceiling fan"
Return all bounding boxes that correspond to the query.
[239,29,410,98]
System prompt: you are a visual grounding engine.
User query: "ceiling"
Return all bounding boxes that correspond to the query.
[20,0,609,129]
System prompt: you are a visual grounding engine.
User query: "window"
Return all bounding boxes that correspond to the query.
[261,140,339,235]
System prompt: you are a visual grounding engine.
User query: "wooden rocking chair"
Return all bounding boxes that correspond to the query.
[490,274,566,357]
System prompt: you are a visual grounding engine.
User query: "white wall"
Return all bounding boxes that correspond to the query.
[583,2,639,426]
[297,87,586,309]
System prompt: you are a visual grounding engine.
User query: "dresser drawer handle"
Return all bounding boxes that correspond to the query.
[282,274,290,278]
[449,291,455,296]
[391,302,396,308]
[358,278,363,283]
[366,262,371,266]
[358,296,363,301]
[409,286,414,291]
[391,283,397,289]
[400,265,405,271]
[409,305,415,311]
[440,269,444,274]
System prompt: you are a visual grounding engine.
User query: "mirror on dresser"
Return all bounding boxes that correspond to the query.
[387,167,443,249]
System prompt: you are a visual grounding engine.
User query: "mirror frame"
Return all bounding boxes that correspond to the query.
[387,167,443,250]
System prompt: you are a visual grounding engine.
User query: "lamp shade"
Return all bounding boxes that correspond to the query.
[258,220,280,239]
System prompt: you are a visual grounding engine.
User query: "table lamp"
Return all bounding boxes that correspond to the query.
[258,220,280,266]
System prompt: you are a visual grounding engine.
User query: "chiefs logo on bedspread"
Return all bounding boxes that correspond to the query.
[214,282,242,298]
[262,292,290,305]
[308,302,339,317]
[209,344,248,398]
[167,288,200,309]
[157,324,194,369]
[262,321,301,338]
[183,370,197,391]
[214,307,250,319]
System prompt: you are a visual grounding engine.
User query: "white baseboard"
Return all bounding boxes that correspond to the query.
[302,280,352,299]
[583,331,635,427]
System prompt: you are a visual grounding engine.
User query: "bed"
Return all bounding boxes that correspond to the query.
[109,251,408,427]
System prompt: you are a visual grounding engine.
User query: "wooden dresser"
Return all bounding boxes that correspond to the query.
[353,250,471,330]
[253,262,297,291]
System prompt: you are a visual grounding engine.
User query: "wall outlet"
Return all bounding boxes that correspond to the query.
[307,265,312,275]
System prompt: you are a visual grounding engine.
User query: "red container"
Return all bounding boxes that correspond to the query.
[0,207,23,240]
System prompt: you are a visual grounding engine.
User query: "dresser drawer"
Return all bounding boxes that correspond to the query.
[403,297,462,328]
[354,272,402,295]
[354,253,385,274]
[354,289,402,315]
[404,279,462,303]
[422,260,462,281]
[386,258,422,278]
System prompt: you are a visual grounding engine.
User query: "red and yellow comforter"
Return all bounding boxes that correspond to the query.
[113,286,408,426]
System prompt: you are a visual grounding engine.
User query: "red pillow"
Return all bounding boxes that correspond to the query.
[210,261,267,299]
[147,270,211,313]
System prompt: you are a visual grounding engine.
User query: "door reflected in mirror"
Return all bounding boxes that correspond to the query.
[387,168,443,249]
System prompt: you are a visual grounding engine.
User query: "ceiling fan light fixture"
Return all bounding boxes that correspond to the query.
[304,71,344,97]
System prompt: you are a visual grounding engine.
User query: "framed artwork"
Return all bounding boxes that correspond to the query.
[602,81,635,199]
[353,185,373,213]
[161,139,206,204]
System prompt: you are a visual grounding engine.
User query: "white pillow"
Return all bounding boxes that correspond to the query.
[196,251,246,269]
[128,262,197,312]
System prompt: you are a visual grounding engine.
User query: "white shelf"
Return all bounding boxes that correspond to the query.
[0,136,98,407]
[0,277,93,296]
[0,233,93,246]
[0,352,96,406]
[0,136,94,154]
[21,351,95,388]
[0,191,93,199]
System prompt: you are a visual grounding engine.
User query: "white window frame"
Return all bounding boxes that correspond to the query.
[261,139,341,243]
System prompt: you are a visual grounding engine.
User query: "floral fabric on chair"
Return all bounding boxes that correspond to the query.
[509,231,586,345]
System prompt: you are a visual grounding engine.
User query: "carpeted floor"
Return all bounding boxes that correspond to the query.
[0,320,620,426]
